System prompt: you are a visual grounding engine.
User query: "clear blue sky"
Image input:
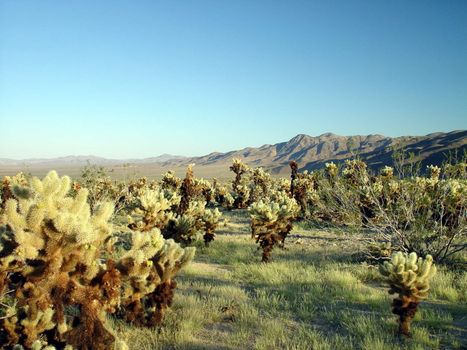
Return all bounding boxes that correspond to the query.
[1,0,466,159]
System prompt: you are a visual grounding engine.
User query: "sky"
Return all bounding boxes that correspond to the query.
[0,0,466,159]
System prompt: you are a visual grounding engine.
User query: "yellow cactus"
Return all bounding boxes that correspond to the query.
[379,252,436,336]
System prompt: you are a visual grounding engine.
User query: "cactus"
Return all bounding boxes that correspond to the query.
[117,232,195,327]
[201,208,222,246]
[325,162,338,180]
[249,168,273,204]
[249,192,299,262]
[379,252,437,336]
[127,188,178,232]
[289,161,298,195]
[193,178,214,204]
[288,164,320,218]
[0,171,120,349]
[0,171,195,349]
[160,170,182,193]
[230,158,251,208]
[178,164,196,215]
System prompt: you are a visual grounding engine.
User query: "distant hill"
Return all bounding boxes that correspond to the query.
[0,154,186,166]
[0,131,465,179]
[167,130,467,174]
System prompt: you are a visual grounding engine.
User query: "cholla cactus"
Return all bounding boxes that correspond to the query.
[379,252,437,336]
[193,178,214,204]
[0,171,120,349]
[343,159,369,186]
[1,177,13,209]
[230,158,251,208]
[289,161,299,195]
[202,208,222,246]
[381,166,394,179]
[213,179,233,209]
[249,168,272,203]
[0,171,195,349]
[249,192,300,262]
[427,165,441,180]
[127,188,178,232]
[288,163,320,219]
[178,164,196,215]
[160,170,182,192]
[325,162,338,179]
[163,200,207,244]
[275,178,291,194]
[366,241,393,261]
[117,232,195,326]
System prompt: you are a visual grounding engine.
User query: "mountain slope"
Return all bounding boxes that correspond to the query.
[1,131,465,177]
[174,130,466,174]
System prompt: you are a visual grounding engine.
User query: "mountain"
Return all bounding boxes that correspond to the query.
[0,131,465,178]
[168,130,467,174]
[0,154,186,166]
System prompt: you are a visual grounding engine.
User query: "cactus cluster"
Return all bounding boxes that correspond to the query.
[379,252,437,336]
[0,171,195,349]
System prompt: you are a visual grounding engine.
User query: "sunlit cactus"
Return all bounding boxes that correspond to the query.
[249,192,300,262]
[0,171,196,349]
[380,166,394,179]
[193,178,214,204]
[178,164,196,215]
[249,167,273,204]
[127,188,178,232]
[343,159,369,186]
[117,231,195,326]
[202,208,222,246]
[427,165,441,180]
[289,161,299,195]
[0,171,121,349]
[160,170,182,192]
[230,158,251,208]
[325,162,338,179]
[379,252,437,336]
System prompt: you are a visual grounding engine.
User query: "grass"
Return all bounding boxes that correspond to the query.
[116,209,467,350]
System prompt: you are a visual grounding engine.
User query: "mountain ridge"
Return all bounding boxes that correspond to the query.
[1,131,466,176]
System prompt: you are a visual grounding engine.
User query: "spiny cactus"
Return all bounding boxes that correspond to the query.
[379,252,437,336]
[193,178,214,204]
[127,188,178,232]
[201,208,222,246]
[0,171,120,349]
[163,200,207,245]
[117,231,195,327]
[325,162,338,180]
[160,170,182,193]
[0,171,195,349]
[427,165,441,180]
[230,158,251,209]
[343,159,369,186]
[380,166,394,179]
[178,164,196,215]
[289,161,298,195]
[249,192,300,262]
